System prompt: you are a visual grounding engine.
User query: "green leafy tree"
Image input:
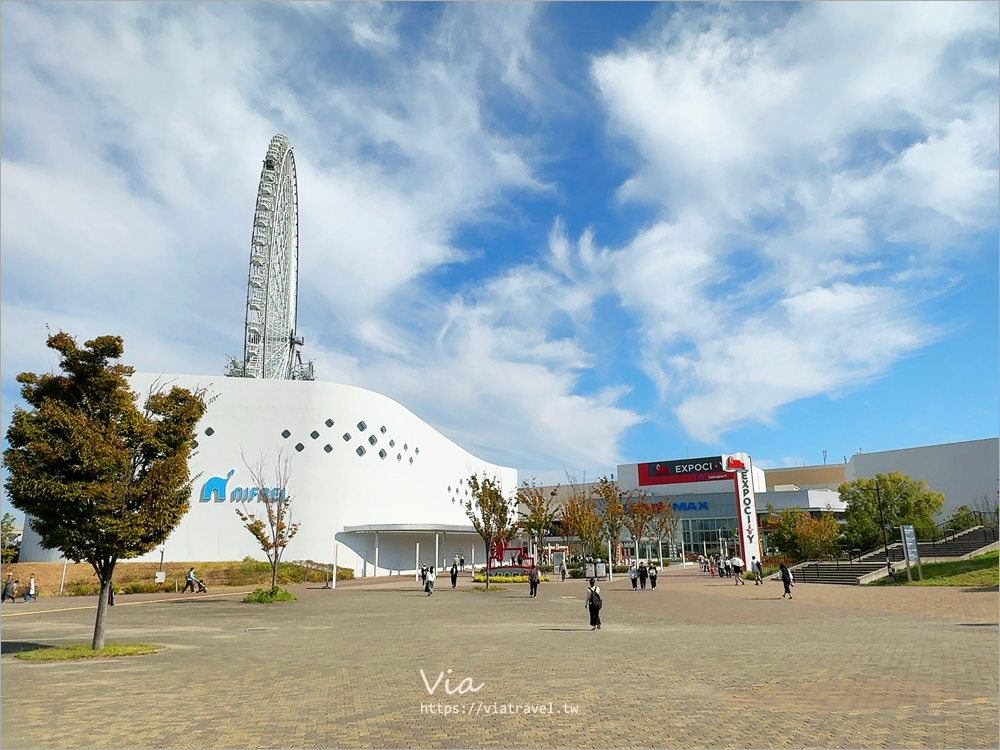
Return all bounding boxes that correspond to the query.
[3,332,206,649]
[516,479,558,565]
[795,511,839,559]
[465,474,517,588]
[593,475,628,563]
[946,505,978,533]
[840,472,944,550]
[768,504,804,558]
[234,452,300,590]
[1,512,20,564]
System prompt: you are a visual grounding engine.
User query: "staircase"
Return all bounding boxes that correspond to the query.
[856,525,999,564]
[791,560,889,586]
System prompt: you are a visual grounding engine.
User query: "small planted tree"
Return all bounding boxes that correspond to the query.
[1,512,20,564]
[4,332,206,649]
[650,504,679,565]
[465,474,517,589]
[516,479,558,564]
[234,452,300,591]
[563,495,602,558]
[623,498,656,562]
[594,475,627,564]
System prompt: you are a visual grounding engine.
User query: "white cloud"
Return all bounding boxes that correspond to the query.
[0,2,638,483]
[590,1,998,441]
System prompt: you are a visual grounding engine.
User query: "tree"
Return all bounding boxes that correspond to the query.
[946,505,978,533]
[795,511,839,560]
[4,332,206,649]
[840,472,944,550]
[1,512,20,564]
[649,504,679,565]
[465,474,517,588]
[234,452,300,590]
[593,475,627,564]
[562,495,602,558]
[623,498,656,562]
[516,479,558,564]
[768,504,804,558]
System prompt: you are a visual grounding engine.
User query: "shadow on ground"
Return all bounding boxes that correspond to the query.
[1,642,50,655]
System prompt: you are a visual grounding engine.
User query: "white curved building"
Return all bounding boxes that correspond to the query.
[19,373,516,575]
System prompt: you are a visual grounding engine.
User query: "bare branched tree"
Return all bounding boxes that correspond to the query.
[235,451,300,590]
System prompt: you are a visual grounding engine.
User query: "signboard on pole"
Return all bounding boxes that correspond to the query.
[900,525,923,582]
[723,453,761,565]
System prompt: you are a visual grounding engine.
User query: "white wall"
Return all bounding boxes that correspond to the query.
[845,438,999,519]
[19,373,518,571]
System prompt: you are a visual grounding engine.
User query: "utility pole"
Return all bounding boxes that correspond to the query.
[875,480,893,581]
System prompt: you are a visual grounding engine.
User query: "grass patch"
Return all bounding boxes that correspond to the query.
[471,585,508,592]
[14,644,160,661]
[242,586,298,603]
[871,551,998,587]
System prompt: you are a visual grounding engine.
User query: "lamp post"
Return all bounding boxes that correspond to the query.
[875,480,893,581]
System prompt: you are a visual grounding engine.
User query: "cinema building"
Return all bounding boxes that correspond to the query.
[19,373,516,575]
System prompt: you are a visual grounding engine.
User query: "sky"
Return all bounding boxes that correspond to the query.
[2,1,998,523]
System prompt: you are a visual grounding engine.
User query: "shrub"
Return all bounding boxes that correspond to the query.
[243,586,298,603]
[471,585,507,592]
[471,574,549,583]
[568,568,585,579]
[121,582,174,595]
[70,584,101,597]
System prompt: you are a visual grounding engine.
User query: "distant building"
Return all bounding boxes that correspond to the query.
[845,438,999,519]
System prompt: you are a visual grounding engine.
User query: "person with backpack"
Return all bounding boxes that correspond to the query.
[648,564,658,590]
[585,577,602,630]
[528,565,540,598]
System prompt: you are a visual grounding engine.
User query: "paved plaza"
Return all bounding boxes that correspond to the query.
[1,565,997,749]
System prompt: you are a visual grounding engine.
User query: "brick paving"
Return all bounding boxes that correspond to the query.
[1,565,997,749]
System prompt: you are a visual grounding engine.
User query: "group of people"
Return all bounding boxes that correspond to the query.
[698,553,752,584]
[627,561,658,590]
[2,573,37,603]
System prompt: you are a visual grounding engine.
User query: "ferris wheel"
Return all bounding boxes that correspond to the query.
[242,134,308,379]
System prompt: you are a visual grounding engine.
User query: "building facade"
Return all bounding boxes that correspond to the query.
[19,373,517,575]
[845,438,999,519]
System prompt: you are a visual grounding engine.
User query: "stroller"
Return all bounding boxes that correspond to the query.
[196,578,208,593]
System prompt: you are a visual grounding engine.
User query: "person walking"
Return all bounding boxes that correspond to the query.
[779,562,794,599]
[730,555,746,585]
[24,574,37,602]
[420,564,428,589]
[585,577,602,630]
[450,562,458,589]
[459,555,465,572]
[751,556,763,585]
[426,566,436,596]
[629,562,638,591]
[722,556,732,579]
[638,562,648,590]
[183,567,197,593]
[528,565,540,598]
[649,564,658,590]
[560,562,567,582]
[2,574,14,603]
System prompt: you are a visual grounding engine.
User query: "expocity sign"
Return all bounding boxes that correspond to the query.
[637,456,730,486]
[200,470,288,504]
[723,453,761,563]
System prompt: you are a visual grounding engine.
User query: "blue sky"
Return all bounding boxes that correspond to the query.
[2,2,998,523]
